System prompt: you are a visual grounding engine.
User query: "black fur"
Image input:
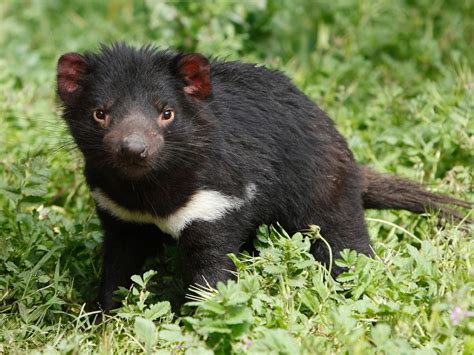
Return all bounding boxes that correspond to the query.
[56,43,470,312]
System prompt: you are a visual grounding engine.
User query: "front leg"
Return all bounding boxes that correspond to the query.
[97,209,165,312]
[178,220,248,288]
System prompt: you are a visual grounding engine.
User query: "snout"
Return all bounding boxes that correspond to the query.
[121,134,148,160]
[102,115,164,178]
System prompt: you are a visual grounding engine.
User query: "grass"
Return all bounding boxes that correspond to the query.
[0,0,473,353]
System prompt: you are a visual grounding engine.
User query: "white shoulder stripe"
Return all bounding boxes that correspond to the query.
[92,190,157,225]
[91,184,256,239]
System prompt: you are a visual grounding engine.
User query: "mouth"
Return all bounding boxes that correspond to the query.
[116,159,152,178]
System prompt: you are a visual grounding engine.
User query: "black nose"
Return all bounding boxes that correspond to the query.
[121,135,148,159]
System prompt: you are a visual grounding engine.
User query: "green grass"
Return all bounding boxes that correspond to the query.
[0,0,473,353]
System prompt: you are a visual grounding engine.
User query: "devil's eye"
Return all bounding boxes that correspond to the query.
[93,109,106,121]
[162,109,174,120]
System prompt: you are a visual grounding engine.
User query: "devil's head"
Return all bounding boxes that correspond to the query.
[57,43,213,179]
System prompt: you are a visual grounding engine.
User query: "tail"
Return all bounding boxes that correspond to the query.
[361,167,472,222]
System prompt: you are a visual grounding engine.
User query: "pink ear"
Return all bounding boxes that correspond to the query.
[57,53,87,104]
[176,54,211,99]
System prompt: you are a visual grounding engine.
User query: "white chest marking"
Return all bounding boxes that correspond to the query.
[91,184,256,239]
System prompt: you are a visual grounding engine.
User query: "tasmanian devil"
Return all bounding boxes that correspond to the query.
[56,43,471,312]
